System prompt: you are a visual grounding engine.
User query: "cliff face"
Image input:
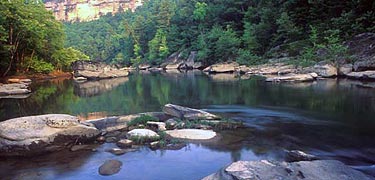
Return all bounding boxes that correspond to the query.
[44,0,142,22]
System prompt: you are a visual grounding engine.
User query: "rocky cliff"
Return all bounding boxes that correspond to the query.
[44,0,142,22]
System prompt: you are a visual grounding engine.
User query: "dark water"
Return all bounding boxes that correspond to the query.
[1,71,375,179]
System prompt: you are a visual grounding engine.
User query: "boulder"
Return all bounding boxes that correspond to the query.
[163,104,220,120]
[98,160,122,176]
[127,129,159,140]
[161,52,185,69]
[346,70,375,80]
[165,129,217,140]
[106,148,137,155]
[246,63,297,75]
[203,160,372,180]
[165,119,178,130]
[138,64,151,70]
[265,73,316,82]
[72,60,129,80]
[313,64,337,77]
[116,139,133,148]
[285,150,319,162]
[203,62,239,73]
[0,114,100,156]
[146,121,166,131]
[338,64,353,76]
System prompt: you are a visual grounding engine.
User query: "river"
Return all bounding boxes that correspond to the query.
[0,71,374,179]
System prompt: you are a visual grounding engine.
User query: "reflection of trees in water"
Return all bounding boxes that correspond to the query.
[1,72,375,123]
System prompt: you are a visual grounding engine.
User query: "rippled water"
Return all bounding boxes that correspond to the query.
[0,71,375,179]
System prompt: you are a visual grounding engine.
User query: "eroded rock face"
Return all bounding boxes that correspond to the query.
[313,64,337,77]
[346,33,375,71]
[203,160,373,180]
[0,114,100,156]
[163,104,220,120]
[45,0,142,22]
[72,60,129,80]
[346,70,375,80]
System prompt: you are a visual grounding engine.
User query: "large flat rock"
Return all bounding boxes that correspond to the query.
[165,129,217,140]
[203,160,373,180]
[0,114,100,156]
[163,104,220,120]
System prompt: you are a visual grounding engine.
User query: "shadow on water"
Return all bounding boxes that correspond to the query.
[0,72,375,178]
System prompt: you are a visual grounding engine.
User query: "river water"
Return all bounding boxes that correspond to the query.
[0,71,374,179]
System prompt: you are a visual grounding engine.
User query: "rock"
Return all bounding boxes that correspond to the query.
[203,62,239,73]
[346,33,375,71]
[98,160,122,176]
[105,137,117,143]
[127,129,160,140]
[73,77,87,82]
[72,60,129,80]
[203,160,373,180]
[7,78,32,84]
[96,136,106,142]
[163,104,220,120]
[285,150,319,162]
[106,148,137,155]
[265,73,316,82]
[116,139,133,148]
[70,144,98,152]
[338,64,353,76]
[346,70,375,80]
[146,121,166,131]
[165,119,178,130]
[0,114,100,156]
[165,129,217,140]
[313,64,337,77]
[138,64,151,70]
[149,141,160,150]
[0,83,31,98]
[160,52,184,69]
[246,62,297,75]
[148,67,164,72]
[182,51,202,69]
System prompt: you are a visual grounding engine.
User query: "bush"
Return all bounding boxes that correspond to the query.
[127,114,159,127]
[236,49,263,66]
[29,58,54,74]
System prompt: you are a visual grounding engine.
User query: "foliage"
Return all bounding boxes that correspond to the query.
[52,47,89,71]
[127,114,159,127]
[63,0,374,67]
[0,0,89,76]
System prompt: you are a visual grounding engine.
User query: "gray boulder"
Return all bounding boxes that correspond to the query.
[127,129,160,141]
[265,73,317,82]
[0,114,100,156]
[0,83,31,98]
[163,104,220,120]
[203,62,240,73]
[313,64,337,77]
[203,160,373,180]
[346,71,375,80]
[346,33,375,71]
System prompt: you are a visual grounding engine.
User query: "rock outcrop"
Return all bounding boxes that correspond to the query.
[160,51,202,70]
[346,71,375,80]
[203,62,239,73]
[45,0,143,22]
[346,33,375,71]
[0,82,31,99]
[0,114,100,156]
[203,160,373,180]
[163,104,220,120]
[72,60,129,80]
[265,73,317,82]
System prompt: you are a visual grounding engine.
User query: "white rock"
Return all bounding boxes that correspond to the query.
[127,129,159,139]
[165,129,217,140]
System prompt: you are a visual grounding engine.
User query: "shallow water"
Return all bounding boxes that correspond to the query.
[0,71,375,179]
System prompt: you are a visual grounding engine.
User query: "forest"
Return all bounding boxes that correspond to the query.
[65,0,374,67]
[1,0,375,76]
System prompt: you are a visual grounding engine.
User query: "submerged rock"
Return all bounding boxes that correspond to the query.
[163,104,220,120]
[116,139,133,148]
[203,160,373,180]
[165,129,217,140]
[106,148,137,155]
[0,114,100,156]
[98,160,122,176]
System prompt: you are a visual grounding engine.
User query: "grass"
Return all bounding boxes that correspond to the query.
[127,114,159,127]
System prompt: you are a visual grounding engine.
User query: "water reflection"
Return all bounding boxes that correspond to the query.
[73,77,129,97]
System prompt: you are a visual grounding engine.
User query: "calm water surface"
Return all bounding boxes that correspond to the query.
[0,71,375,179]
